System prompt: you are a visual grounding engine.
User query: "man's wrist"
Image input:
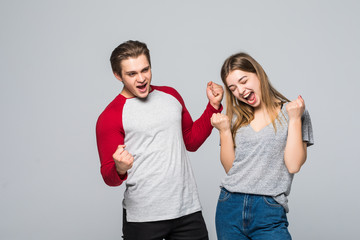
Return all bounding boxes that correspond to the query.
[117,171,127,180]
[115,165,127,176]
[210,101,221,110]
[117,169,127,177]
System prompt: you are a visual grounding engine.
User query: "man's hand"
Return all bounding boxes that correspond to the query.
[206,81,224,110]
[112,145,134,175]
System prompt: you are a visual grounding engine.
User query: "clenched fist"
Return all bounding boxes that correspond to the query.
[286,95,305,121]
[112,145,134,175]
[211,113,230,132]
[207,81,224,110]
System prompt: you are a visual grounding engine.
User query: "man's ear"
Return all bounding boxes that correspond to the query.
[114,72,122,82]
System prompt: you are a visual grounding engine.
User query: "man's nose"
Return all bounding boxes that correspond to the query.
[138,73,146,82]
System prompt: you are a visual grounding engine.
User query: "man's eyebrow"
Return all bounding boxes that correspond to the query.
[142,66,150,71]
[125,65,150,75]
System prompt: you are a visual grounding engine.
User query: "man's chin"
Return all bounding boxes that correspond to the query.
[136,91,150,99]
[136,86,151,99]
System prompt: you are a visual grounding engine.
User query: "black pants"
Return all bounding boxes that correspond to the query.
[122,209,209,240]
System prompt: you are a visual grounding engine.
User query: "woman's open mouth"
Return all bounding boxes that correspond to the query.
[243,92,256,105]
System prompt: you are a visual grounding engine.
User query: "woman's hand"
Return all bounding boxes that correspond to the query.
[211,113,230,132]
[286,95,305,121]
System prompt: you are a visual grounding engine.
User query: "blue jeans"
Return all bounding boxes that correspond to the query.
[215,188,291,240]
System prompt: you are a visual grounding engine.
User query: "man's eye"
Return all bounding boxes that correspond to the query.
[142,68,149,73]
[129,73,135,77]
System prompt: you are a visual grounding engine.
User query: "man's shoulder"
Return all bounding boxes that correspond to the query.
[152,85,178,94]
[151,85,184,103]
[105,94,126,110]
[97,94,126,122]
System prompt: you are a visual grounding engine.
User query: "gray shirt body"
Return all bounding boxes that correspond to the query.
[123,89,201,222]
[221,103,314,212]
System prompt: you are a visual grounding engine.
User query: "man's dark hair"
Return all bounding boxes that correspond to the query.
[110,40,151,77]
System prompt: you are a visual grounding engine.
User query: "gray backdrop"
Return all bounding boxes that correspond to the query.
[1,0,359,239]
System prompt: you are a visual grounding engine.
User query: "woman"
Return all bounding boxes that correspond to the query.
[211,52,314,239]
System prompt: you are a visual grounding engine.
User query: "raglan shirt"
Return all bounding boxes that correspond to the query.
[221,103,314,212]
[96,85,222,222]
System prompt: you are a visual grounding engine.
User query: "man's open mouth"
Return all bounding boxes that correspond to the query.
[137,82,147,90]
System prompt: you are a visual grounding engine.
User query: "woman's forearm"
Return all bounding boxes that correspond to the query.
[284,119,307,174]
[219,130,235,173]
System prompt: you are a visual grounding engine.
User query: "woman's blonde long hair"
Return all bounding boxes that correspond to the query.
[220,52,289,143]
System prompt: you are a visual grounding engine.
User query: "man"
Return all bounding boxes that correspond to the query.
[96,40,223,240]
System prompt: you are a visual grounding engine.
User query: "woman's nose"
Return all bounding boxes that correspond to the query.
[237,86,245,96]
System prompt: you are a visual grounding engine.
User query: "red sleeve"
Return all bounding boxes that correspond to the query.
[153,86,223,152]
[96,95,128,186]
